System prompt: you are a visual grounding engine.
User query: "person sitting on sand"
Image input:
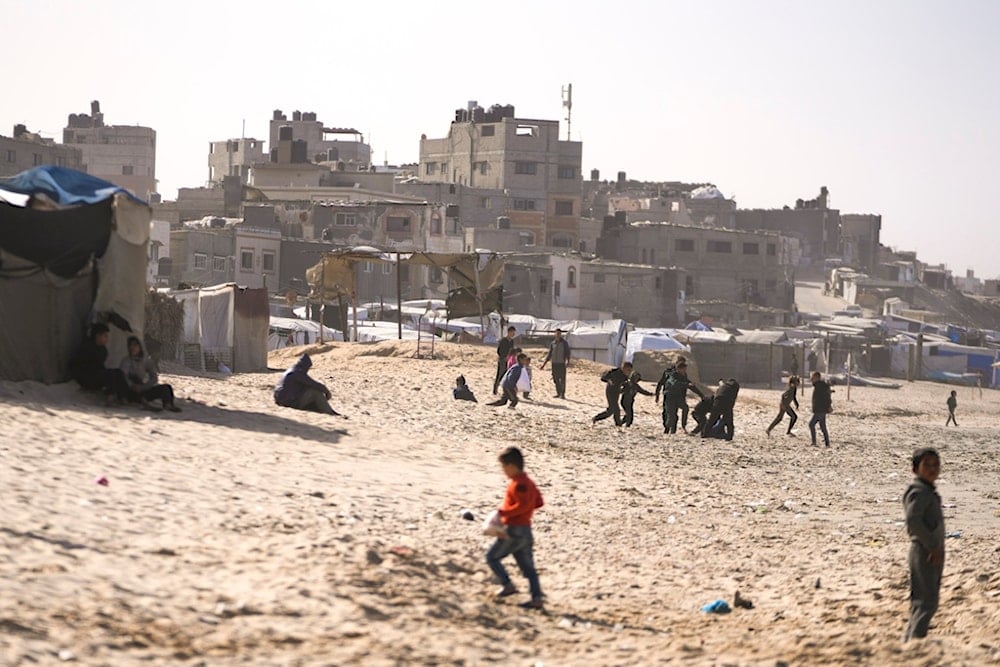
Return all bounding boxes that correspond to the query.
[274,353,342,416]
[70,322,128,406]
[120,336,181,412]
[453,375,478,402]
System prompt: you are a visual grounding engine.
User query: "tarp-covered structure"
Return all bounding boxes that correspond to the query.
[306,247,505,323]
[0,166,150,383]
[169,283,269,372]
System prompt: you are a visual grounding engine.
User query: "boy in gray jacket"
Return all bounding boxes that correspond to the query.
[903,448,945,641]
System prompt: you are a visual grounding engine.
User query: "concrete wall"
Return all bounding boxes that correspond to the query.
[234,226,282,290]
[64,124,156,198]
[170,228,235,287]
[0,132,83,178]
[148,220,171,286]
[209,138,265,184]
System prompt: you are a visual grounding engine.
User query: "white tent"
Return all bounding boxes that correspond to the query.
[170,283,268,372]
[625,330,688,362]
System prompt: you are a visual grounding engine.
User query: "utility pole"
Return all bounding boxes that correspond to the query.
[561,84,573,141]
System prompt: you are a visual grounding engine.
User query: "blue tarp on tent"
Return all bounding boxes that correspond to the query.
[0,165,146,206]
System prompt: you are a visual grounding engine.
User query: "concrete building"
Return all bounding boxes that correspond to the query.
[148,220,172,286]
[268,109,371,169]
[152,176,242,224]
[0,125,83,178]
[733,186,840,267]
[418,102,583,249]
[169,220,237,288]
[234,224,282,290]
[63,101,156,198]
[501,253,685,326]
[597,219,798,313]
[395,181,510,233]
[839,213,882,273]
[209,138,265,185]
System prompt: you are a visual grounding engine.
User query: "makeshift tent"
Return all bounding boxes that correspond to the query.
[0,166,150,383]
[624,330,688,363]
[169,283,268,372]
[269,316,342,350]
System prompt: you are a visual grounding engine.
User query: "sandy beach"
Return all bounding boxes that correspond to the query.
[1,340,998,666]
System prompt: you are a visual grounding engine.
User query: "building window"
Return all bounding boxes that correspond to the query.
[475,162,488,175]
[193,252,208,269]
[213,256,227,272]
[382,262,392,275]
[519,231,535,246]
[558,166,576,179]
[4,149,15,162]
[707,240,732,253]
[31,153,42,166]
[554,280,561,298]
[551,233,572,248]
[430,267,444,284]
[555,200,574,215]
[335,213,356,226]
[655,276,662,289]
[362,261,373,273]
[480,125,495,137]
[386,216,411,233]
[767,243,777,256]
[431,217,442,234]
[593,273,606,283]
[513,199,536,211]
[514,161,537,175]
[650,249,655,264]
[675,239,695,252]
[743,242,760,255]
[568,267,576,288]
[240,249,254,270]
[122,165,133,175]
[262,251,275,272]
[425,162,436,175]
[540,278,549,293]
[481,197,492,208]
[439,162,447,175]
[685,275,694,296]
[515,125,538,137]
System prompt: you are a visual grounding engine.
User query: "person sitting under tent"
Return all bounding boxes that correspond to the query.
[274,353,343,416]
[120,336,181,412]
[69,322,128,405]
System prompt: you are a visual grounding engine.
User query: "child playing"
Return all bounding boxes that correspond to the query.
[453,375,477,402]
[620,368,654,427]
[903,448,945,641]
[945,390,958,426]
[766,376,800,436]
[486,447,545,610]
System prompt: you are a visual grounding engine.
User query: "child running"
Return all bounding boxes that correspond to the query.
[486,446,545,610]
[945,390,958,426]
[766,376,800,436]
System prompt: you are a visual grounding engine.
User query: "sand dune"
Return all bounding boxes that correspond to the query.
[1,340,998,665]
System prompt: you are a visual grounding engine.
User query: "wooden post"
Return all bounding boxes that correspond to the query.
[768,342,774,389]
[396,251,403,340]
[846,351,852,401]
[319,255,327,344]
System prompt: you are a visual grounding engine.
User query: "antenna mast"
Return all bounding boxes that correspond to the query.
[561,83,573,141]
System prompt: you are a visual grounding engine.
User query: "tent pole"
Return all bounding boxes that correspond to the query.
[474,253,484,343]
[396,251,403,340]
[319,255,327,344]
[352,265,359,343]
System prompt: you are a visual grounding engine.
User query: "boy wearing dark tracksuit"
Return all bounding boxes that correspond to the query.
[903,448,945,641]
[620,369,653,427]
[592,363,631,426]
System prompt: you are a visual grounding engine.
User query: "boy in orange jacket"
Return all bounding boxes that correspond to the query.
[486,446,545,609]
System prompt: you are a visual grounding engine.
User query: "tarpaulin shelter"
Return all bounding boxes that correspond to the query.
[168,283,269,372]
[0,166,150,383]
[306,248,504,338]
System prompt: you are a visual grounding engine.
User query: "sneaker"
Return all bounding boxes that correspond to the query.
[520,598,544,610]
[165,403,182,413]
[495,584,517,599]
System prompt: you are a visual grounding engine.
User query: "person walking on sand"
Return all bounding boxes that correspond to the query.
[486,446,545,610]
[620,368,654,427]
[539,328,571,399]
[766,376,800,436]
[903,448,945,641]
[808,371,833,447]
[493,326,517,395]
[120,336,182,412]
[274,353,343,417]
[945,390,958,426]
[592,362,632,426]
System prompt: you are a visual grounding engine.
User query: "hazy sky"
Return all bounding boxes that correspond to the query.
[4,0,998,277]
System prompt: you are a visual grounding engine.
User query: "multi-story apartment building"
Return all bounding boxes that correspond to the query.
[0,125,83,178]
[63,101,156,199]
[268,109,371,169]
[597,219,798,312]
[418,102,583,249]
[733,186,840,268]
[209,138,265,185]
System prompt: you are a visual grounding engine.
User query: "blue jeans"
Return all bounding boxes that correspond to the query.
[486,525,542,600]
[809,412,829,445]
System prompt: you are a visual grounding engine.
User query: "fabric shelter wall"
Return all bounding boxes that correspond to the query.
[233,287,269,372]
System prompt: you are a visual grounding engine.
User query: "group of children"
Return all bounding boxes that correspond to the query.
[70,323,182,412]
